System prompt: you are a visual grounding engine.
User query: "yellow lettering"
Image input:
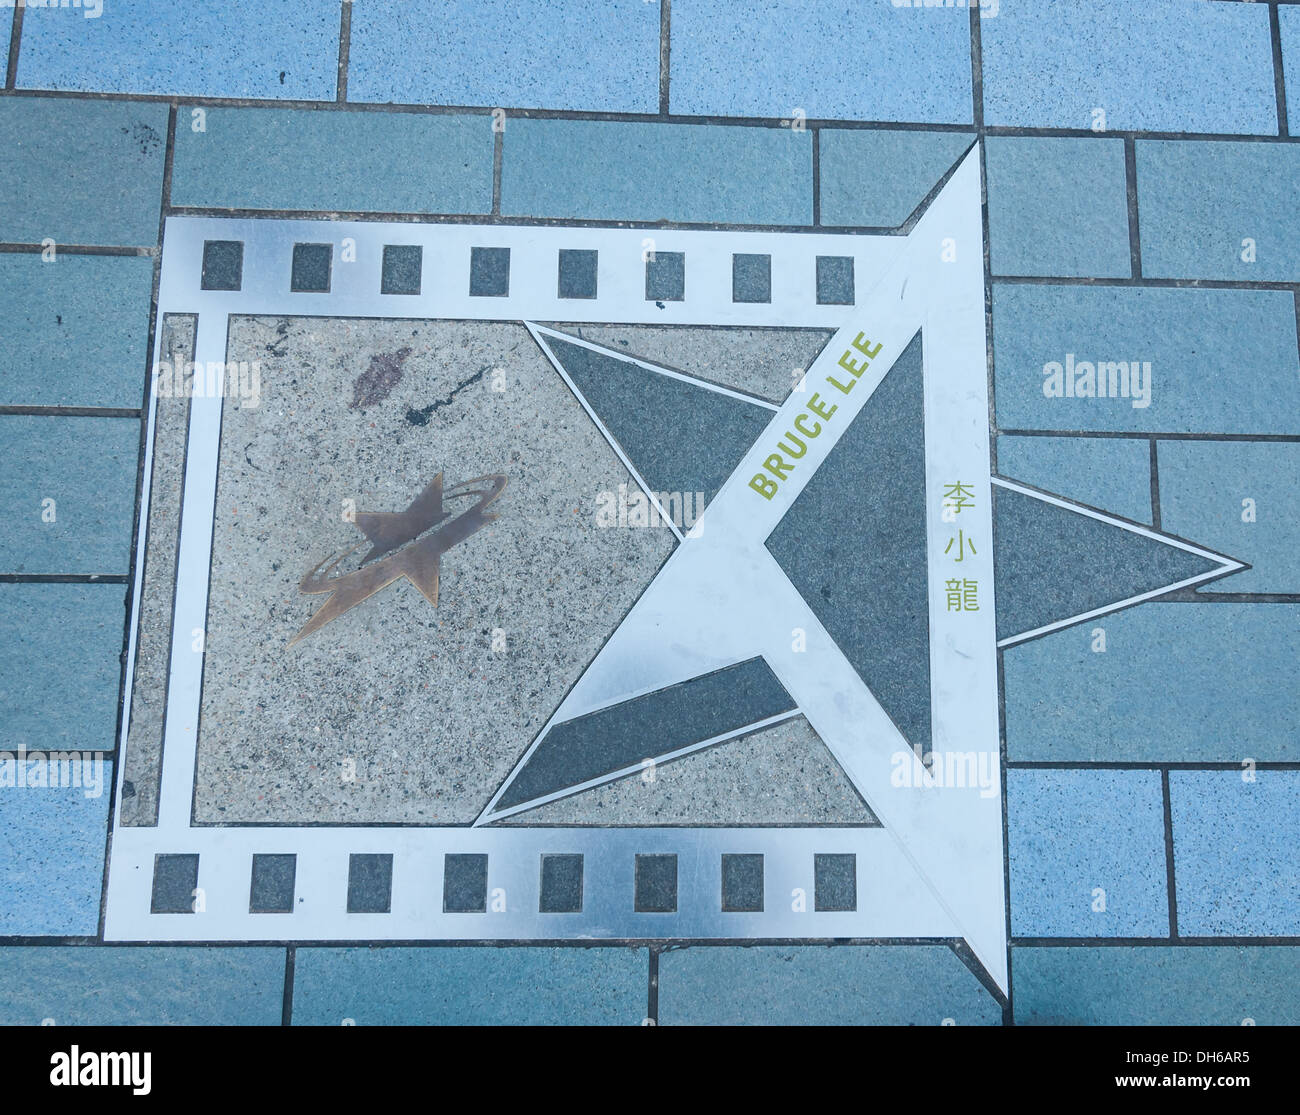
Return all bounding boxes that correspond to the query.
[749,474,778,499]
[793,413,821,438]
[807,393,838,421]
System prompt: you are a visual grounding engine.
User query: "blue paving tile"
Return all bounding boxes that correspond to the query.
[0,416,139,574]
[0,97,167,247]
[1170,771,1300,938]
[996,435,1151,523]
[16,0,339,100]
[500,119,812,225]
[1007,769,1169,938]
[982,0,1277,135]
[992,285,1300,434]
[170,108,494,215]
[349,0,658,113]
[0,947,285,1025]
[1014,946,1300,1025]
[1283,6,1300,137]
[1159,441,1300,594]
[658,945,1000,1026]
[0,584,126,753]
[1003,605,1300,763]
[818,129,972,227]
[0,255,154,408]
[292,946,647,1025]
[0,763,110,936]
[669,0,972,123]
[985,137,1131,278]
[1137,141,1300,281]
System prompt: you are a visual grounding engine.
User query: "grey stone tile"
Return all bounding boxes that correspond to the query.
[993,483,1222,641]
[815,255,854,305]
[539,853,584,914]
[635,854,678,913]
[814,853,857,912]
[290,242,332,293]
[443,853,488,913]
[469,246,510,296]
[201,239,244,291]
[645,251,685,302]
[731,253,771,303]
[557,248,598,299]
[542,332,773,508]
[347,853,392,914]
[380,244,423,296]
[721,853,764,913]
[499,715,876,827]
[250,853,297,914]
[497,657,795,811]
[151,853,199,914]
[548,323,833,405]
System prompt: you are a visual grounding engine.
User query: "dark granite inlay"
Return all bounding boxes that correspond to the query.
[469,246,510,297]
[443,853,489,913]
[766,331,932,754]
[539,853,584,913]
[635,854,678,913]
[381,244,423,295]
[645,251,685,301]
[150,853,199,914]
[497,657,796,810]
[814,852,857,912]
[558,248,598,299]
[346,853,392,913]
[993,484,1225,641]
[816,255,855,305]
[732,253,772,303]
[290,242,332,293]
[542,332,771,508]
[201,239,243,291]
[721,853,765,912]
[249,853,296,914]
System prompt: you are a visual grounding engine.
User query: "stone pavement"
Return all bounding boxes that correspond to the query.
[0,0,1297,1026]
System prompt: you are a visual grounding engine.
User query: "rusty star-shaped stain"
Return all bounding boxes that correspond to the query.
[289,472,507,646]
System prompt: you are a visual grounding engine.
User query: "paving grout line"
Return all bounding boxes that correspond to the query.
[336,0,351,105]
[1009,761,1300,771]
[810,126,821,226]
[282,947,296,1026]
[0,574,130,584]
[4,0,20,91]
[1161,769,1181,938]
[993,274,1300,291]
[0,242,154,256]
[0,406,141,417]
[1124,136,1143,278]
[1271,2,1291,138]
[1012,936,1300,948]
[1148,437,1162,531]
[646,947,659,1024]
[491,127,502,216]
[998,429,1300,443]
